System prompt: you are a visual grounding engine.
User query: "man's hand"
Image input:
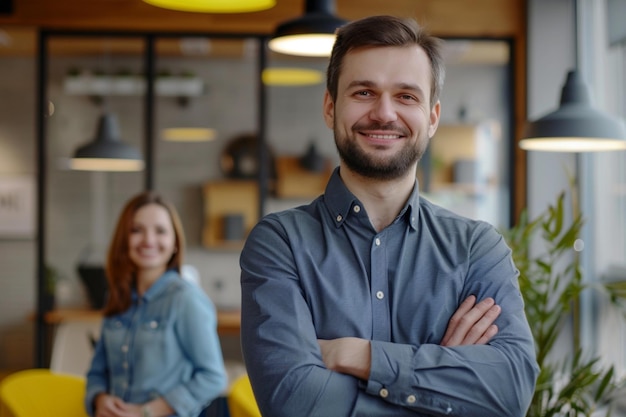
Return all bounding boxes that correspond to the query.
[318,337,371,380]
[317,295,500,381]
[440,295,501,346]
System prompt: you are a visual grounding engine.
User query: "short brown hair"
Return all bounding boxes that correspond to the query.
[326,15,445,108]
[103,191,185,316]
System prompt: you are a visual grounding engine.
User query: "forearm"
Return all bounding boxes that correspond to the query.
[366,340,537,417]
[318,337,371,380]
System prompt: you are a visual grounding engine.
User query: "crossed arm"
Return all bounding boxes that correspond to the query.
[318,295,501,381]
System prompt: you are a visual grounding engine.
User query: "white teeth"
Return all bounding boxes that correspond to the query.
[368,134,400,139]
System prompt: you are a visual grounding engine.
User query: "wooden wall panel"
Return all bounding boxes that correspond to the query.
[0,0,522,37]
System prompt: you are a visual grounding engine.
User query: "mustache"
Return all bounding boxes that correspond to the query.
[352,122,410,136]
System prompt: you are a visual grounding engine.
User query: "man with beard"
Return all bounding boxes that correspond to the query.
[240,15,538,417]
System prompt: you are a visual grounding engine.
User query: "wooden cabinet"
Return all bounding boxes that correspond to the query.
[202,180,259,249]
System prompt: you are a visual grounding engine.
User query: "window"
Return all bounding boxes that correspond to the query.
[582,0,626,374]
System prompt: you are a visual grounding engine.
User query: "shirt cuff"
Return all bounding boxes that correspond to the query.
[364,340,415,403]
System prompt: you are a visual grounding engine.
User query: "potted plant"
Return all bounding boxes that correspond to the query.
[502,191,625,416]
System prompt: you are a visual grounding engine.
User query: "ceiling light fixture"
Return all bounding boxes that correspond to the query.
[142,0,275,13]
[162,127,217,142]
[520,70,626,151]
[268,0,347,57]
[262,67,324,86]
[520,0,626,152]
[70,113,144,171]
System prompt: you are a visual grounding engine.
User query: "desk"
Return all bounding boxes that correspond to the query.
[43,308,241,335]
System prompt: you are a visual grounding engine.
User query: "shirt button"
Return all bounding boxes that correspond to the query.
[376,291,384,300]
[353,205,361,213]
[375,238,381,246]
[336,214,343,222]
[122,362,128,369]
[150,320,158,329]
[407,394,416,404]
[121,345,128,352]
[379,388,389,398]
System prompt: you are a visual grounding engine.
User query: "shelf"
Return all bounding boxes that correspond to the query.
[63,75,204,97]
[274,156,332,199]
[203,180,259,249]
[39,308,241,335]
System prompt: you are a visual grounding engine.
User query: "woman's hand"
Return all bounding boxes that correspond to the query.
[94,393,141,417]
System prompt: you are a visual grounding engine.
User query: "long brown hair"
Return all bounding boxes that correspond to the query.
[326,15,445,108]
[103,191,185,316]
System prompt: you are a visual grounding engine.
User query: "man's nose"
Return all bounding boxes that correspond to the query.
[369,94,398,123]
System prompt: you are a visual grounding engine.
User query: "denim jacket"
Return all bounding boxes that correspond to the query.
[85,270,227,417]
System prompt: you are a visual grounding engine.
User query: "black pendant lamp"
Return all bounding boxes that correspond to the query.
[520,0,626,152]
[520,70,626,152]
[268,0,347,57]
[70,113,144,171]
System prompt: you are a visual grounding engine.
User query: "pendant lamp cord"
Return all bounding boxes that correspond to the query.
[101,38,112,113]
[573,0,579,70]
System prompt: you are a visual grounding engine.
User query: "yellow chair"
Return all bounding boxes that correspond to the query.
[0,369,88,417]
[227,374,262,417]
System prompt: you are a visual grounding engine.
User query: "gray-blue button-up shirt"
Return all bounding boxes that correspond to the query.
[240,168,538,417]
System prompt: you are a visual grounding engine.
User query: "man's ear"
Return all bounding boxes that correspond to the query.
[322,90,335,129]
[428,100,441,138]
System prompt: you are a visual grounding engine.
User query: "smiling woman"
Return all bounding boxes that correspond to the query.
[84,191,228,417]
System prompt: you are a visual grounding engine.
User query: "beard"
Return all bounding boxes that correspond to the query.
[334,122,429,181]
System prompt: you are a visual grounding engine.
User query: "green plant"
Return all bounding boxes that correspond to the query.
[44,265,59,296]
[502,191,624,417]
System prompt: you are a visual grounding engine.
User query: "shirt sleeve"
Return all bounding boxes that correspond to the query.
[241,216,538,417]
[364,224,538,416]
[161,287,228,417]
[85,321,109,416]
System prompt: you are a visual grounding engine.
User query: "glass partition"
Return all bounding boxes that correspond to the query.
[45,35,146,311]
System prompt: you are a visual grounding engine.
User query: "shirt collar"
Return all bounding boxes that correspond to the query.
[132,269,180,303]
[324,167,420,231]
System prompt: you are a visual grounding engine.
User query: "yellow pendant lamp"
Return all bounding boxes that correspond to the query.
[262,67,324,86]
[142,0,275,13]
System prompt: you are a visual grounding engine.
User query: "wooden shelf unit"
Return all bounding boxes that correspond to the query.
[202,180,259,249]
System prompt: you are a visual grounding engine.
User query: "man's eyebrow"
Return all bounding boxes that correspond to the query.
[346,80,376,89]
[346,80,425,96]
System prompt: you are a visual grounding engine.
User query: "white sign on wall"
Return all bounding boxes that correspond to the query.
[0,176,35,239]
